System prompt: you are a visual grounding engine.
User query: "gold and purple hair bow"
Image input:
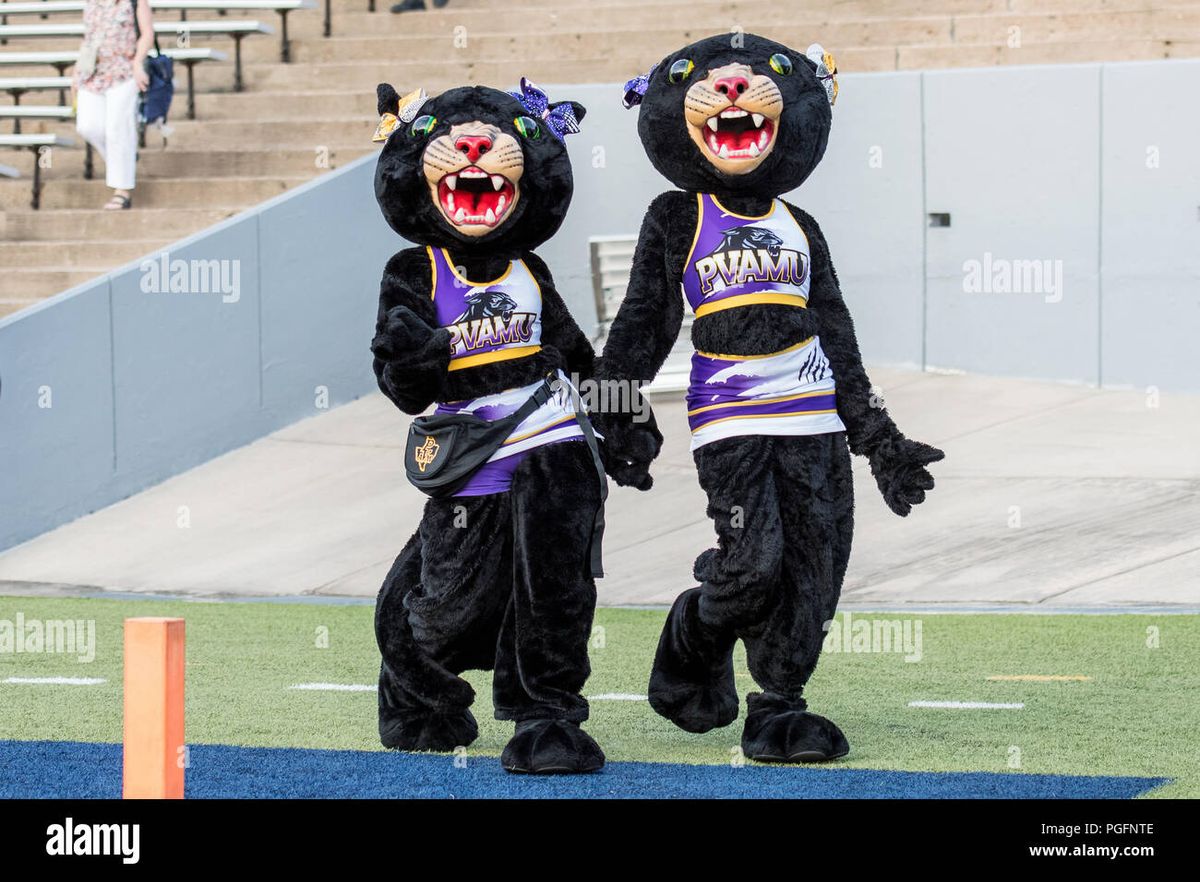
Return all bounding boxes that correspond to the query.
[622,64,658,109]
[509,78,580,142]
[372,88,431,142]
[806,43,838,106]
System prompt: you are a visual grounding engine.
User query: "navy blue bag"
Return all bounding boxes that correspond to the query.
[131,0,174,127]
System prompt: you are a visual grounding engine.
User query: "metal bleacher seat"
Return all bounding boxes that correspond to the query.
[0,102,73,134]
[0,131,76,209]
[0,73,70,108]
[0,48,226,117]
[0,18,272,91]
[0,1,313,64]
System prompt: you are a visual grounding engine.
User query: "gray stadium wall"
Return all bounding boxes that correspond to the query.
[1,60,1197,552]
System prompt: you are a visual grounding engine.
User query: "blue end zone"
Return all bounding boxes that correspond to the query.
[0,740,1168,799]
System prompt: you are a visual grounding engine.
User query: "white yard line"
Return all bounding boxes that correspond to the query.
[4,676,106,685]
[909,700,1025,710]
[285,684,651,701]
[589,693,648,701]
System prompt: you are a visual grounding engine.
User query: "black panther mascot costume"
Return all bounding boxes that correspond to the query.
[597,34,944,762]
[370,80,613,774]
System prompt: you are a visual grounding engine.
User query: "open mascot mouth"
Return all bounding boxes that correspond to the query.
[437,167,517,228]
[701,107,776,161]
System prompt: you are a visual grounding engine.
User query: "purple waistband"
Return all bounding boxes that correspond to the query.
[687,392,837,433]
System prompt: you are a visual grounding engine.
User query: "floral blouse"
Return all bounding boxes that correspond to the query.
[75,0,138,94]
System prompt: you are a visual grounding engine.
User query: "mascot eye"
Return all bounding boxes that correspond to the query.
[668,58,694,84]
[410,114,437,137]
[514,116,542,139]
[768,53,794,76]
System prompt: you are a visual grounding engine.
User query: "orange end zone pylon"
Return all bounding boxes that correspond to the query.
[122,617,186,799]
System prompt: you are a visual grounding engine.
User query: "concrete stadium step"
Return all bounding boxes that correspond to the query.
[223,57,646,91]
[4,0,1197,39]
[0,238,173,266]
[0,174,306,210]
[148,116,375,146]
[2,207,239,240]
[0,143,374,177]
[329,0,1198,12]
[4,113,376,147]
[3,267,124,300]
[193,88,377,117]
[951,7,1200,43]
[228,45,901,90]
[289,3,790,38]
[285,20,956,66]
[898,37,1200,69]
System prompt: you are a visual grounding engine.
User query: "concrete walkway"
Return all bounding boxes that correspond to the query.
[1,368,1197,608]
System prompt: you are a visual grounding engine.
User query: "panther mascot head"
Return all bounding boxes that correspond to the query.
[373,82,586,258]
[624,32,837,200]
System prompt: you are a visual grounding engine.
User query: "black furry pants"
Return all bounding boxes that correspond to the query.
[375,440,601,734]
[668,431,854,704]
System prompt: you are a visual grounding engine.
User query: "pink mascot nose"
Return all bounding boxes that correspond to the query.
[455,135,492,163]
[713,75,750,99]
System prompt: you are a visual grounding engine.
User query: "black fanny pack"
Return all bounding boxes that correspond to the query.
[404,375,608,577]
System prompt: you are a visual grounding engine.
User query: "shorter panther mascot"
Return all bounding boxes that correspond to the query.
[370,80,616,774]
[596,33,944,762]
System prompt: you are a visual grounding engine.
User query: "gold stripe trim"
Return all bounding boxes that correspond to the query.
[427,245,437,299]
[693,291,808,318]
[687,388,833,417]
[503,414,576,445]
[447,344,541,371]
[695,337,814,362]
[682,192,705,284]
[692,409,839,430]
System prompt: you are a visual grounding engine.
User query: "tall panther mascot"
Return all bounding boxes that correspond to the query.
[370,80,614,774]
[596,33,944,762]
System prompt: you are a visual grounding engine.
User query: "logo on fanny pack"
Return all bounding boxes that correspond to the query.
[414,436,441,472]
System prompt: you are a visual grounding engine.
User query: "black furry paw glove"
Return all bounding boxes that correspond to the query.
[867,433,944,517]
[596,415,663,492]
[371,305,449,364]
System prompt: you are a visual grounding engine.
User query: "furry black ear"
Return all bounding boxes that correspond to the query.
[551,100,586,124]
[377,83,400,116]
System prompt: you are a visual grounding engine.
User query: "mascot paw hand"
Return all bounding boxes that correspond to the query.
[868,435,944,517]
[371,305,443,362]
[606,455,655,491]
[599,421,662,491]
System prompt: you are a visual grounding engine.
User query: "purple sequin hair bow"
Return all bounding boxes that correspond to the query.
[622,64,658,109]
[509,78,580,142]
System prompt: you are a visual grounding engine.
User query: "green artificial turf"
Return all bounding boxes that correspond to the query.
[0,596,1195,797]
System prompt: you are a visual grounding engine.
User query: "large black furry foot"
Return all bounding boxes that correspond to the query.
[648,588,739,734]
[741,697,849,763]
[380,708,478,752]
[500,720,605,775]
